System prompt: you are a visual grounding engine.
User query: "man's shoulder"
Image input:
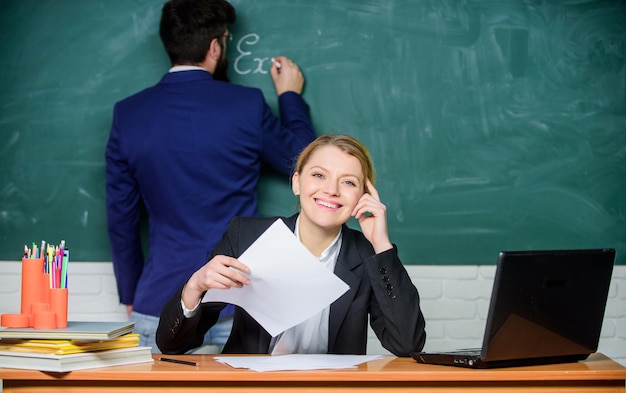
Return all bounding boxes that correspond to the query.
[115,72,264,105]
[114,85,155,106]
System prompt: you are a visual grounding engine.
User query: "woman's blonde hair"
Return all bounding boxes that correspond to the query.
[293,134,375,191]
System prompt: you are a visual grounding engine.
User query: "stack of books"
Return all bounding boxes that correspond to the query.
[0,321,153,372]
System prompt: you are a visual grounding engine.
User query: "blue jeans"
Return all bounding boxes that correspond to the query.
[130,311,233,354]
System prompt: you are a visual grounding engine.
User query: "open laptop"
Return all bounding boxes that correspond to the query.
[411,248,615,368]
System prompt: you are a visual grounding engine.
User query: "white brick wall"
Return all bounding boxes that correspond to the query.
[1,262,625,366]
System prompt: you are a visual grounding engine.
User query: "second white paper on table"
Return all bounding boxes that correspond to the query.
[215,354,383,372]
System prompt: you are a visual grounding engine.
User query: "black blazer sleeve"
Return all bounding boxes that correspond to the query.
[366,246,426,356]
[155,285,225,354]
[328,228,426,357]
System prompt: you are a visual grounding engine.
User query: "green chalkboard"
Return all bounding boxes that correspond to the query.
[1,0,625,265]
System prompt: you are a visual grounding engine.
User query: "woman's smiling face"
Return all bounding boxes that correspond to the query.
[292,145,365,233]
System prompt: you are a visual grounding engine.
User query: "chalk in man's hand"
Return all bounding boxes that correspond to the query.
[271,57,282,69]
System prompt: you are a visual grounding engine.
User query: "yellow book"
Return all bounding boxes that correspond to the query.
[0,333,139,355]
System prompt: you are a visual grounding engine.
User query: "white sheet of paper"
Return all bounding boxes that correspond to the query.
[215,354,383,372]
[201,219,349,337]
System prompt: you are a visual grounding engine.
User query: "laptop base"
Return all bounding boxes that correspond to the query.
[411,352,590,369]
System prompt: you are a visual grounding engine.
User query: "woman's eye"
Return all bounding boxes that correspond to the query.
[313,173,324,179]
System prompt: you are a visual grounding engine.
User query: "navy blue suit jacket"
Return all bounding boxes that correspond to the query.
[106,70,315,317]
[156,215,427,356]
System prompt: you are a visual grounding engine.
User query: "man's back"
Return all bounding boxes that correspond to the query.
[106,69,314,317]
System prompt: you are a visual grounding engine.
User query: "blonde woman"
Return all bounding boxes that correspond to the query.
[157,134,426,356]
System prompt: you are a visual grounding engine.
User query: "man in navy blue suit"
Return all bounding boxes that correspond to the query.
[105,0,315,353]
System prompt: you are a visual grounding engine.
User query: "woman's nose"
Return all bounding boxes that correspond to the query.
[324,180,339,195]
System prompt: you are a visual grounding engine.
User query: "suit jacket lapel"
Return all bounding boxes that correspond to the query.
[328,226,362,351]
[282,215,298,233]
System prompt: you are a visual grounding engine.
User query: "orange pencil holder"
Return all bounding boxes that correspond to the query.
[21,257,46,316]
[31,302,56,330]
[50,287,68,328]
[0,257,69,329]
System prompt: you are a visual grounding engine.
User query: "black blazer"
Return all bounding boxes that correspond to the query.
[156,214,426,356]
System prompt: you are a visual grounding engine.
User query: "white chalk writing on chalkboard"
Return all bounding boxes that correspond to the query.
[234,33,271,75]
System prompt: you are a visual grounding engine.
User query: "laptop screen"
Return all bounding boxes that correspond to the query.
[481,248,615,362]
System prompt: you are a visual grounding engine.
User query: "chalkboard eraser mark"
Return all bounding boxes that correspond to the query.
[494,27,529,78]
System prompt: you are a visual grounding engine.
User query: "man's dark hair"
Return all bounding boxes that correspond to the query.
[160,0,236,65]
